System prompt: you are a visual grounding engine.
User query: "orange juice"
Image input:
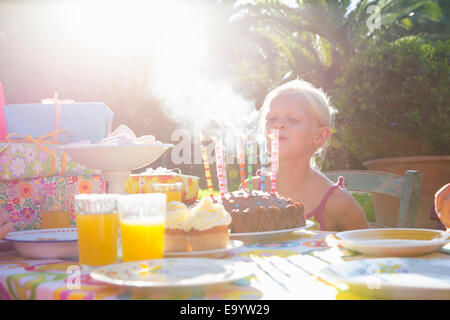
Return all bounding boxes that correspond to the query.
[120,219,165,262]
[76,213,119,266]
[164,190,182,204]
[41,211,71,229]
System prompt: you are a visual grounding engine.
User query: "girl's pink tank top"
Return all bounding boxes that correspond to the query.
[305,176,345,231]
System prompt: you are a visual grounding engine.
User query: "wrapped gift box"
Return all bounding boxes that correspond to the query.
[4,102,113,143]
[0,142,99,180]
[125,169,199,204]
[0,175,106,231]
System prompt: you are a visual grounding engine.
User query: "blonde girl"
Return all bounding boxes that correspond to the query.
[250,79,369,231]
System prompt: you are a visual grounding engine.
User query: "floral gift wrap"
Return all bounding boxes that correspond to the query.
[0,175,106,230]
[0,142,99,180]
[125,168,199,204]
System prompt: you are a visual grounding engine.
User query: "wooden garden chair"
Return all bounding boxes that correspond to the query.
[324,170,423,228]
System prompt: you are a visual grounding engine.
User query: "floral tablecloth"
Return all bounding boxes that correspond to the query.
[0,230,449,300]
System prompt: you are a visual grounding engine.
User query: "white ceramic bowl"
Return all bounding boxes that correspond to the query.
[60,143,173,172]
[4,228,78,259]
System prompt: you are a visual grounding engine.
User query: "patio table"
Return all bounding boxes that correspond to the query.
[0,230,449,300]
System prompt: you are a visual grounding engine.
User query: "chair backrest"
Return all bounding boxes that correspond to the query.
[324,170,423,228]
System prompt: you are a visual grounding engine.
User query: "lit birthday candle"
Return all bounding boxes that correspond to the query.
[260,138,267,192]
[222,140,228,194]
[213,137,225,199]
[199,132,215,200]
[247,139,253,191]
[270,129,279,194]
[237,135,246,189]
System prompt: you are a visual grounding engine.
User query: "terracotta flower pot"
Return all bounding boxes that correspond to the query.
[363,156,450,229]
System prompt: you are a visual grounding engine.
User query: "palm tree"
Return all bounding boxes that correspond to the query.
[230,0,444,89]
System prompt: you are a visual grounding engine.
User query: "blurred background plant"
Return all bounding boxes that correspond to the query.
[230,0,449,169]
[334,37,450,164]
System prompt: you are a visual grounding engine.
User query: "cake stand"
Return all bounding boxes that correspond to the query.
[60,143,173,194]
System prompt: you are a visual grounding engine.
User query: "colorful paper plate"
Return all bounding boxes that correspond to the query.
[3,228,78,259]
[230,220,315,242]
[164,240,244,258]
[327,228,450,257]
[320,258,450,299]
[90,258,254,289]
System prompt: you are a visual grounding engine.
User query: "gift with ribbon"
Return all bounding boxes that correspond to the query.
[0,93,112,180]
[3,94,113,143]
[125,167,200,204]
[0,129,99,180]
[0,174,106,231]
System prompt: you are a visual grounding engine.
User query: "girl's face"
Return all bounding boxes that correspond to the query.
[265,93,327,160]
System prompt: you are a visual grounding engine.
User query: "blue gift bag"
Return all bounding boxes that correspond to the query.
[4,102,114,143]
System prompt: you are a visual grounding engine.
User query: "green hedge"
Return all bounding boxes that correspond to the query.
[333,38,450,163]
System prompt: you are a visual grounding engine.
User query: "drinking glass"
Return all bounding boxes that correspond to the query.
[152,182,182,204]
[74,194,120,267]
[117,193,166,262]
[39,182,76,229]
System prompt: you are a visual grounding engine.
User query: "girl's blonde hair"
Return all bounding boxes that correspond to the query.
[258,79,336,170]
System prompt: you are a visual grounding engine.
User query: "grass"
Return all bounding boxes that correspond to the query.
[199,189,376,223]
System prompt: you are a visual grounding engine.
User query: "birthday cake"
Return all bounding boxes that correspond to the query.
[221,190,305,233]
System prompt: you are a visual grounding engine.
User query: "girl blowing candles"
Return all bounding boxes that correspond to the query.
[248,79,369,231]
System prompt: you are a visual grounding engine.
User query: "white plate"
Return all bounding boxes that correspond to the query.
[90,258,254,289]
[320,258,450,299]
[164,240,244,258]
[3,228,78,259]
[327,228,450,257]
[230,220,314,242]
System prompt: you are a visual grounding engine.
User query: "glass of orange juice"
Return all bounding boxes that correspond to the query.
[39,182,76,229]
[117,193,166,262]
[74,194,120,267]
[152,182,182,204]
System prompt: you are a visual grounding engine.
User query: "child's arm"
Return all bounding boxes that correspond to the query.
[326,190,370,231]
[0,210,14,239]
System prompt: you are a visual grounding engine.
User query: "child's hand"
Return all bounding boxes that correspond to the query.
[0,210,14,239]
[435,183,450,231]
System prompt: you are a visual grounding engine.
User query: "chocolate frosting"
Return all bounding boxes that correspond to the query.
[220,190,306,233]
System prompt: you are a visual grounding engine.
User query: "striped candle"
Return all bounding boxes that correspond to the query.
[247,140,253,191]
[221,140,228,193]
[260,139,267,192]
[270,129,279,194]
[214,137,225,199]
[237,135,246,188]
[199,133,215,200]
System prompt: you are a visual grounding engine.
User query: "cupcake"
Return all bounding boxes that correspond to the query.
[164,201,192,252]
[184,197,232,251]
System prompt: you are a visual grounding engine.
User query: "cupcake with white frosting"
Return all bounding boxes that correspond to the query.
[165,201,192,252]
[184,197,232,251]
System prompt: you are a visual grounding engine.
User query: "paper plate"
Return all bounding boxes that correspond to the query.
[164,240,243,258]
[90,258,254,289]
[320,258,450,299]
[327,228,450,257]
[230,220,314,242]
[3,228,78,259]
